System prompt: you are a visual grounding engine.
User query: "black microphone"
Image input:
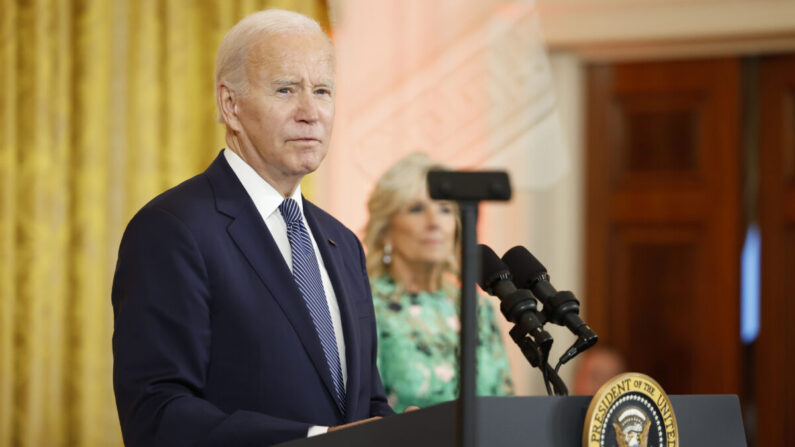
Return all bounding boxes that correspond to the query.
[502,246,597,364]
[478,244,553,354]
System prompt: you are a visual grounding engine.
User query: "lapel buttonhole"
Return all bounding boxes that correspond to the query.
[328,238,337,247]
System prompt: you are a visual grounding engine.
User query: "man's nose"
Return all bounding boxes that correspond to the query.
[295,91,319,123]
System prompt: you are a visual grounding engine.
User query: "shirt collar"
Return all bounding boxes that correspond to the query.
[223,148,304,219]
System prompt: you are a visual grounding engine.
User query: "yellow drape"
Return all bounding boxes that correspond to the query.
[0,1,328,446]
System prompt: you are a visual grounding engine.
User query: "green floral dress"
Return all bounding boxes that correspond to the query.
[371,276,514,412]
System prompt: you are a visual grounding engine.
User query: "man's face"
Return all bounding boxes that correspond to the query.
[232,31,335,193]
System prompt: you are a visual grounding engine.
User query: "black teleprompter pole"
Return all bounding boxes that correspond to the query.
[458,201,479,447]
[427,170,511,447]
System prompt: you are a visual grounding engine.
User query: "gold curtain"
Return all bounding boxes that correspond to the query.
[0,1,328,446]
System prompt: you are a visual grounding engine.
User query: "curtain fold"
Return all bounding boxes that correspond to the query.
[0,1,328,446]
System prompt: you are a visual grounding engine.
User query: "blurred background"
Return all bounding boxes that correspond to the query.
[1,0,793,445]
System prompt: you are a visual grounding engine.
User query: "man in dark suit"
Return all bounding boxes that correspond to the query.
[111,9,394,447]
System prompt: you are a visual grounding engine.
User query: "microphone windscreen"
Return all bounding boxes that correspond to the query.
[502,246,547,288]
[478,244,508,290]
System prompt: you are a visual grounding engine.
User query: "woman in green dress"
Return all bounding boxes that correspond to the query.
[363,153,513,412]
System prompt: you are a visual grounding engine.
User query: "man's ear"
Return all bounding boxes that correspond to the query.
[218,83,242,132]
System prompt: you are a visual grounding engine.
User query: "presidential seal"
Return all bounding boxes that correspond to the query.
[582,373,678,447]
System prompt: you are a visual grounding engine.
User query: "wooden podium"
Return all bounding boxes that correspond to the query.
[276,395,746,446]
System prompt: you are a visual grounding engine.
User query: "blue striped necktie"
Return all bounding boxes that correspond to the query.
[279,198,345,414]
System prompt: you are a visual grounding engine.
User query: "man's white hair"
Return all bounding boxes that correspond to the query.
[214,9,326,121]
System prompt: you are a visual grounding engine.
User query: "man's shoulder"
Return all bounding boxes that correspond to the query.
[142,173,214,219]
[135,152,232,221]
[122,172,222,241]
[116,172,220,258]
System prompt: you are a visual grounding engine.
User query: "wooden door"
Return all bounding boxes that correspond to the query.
[586,58,742,395]
[756,54,795,447]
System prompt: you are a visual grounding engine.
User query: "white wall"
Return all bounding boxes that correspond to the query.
[482,51,585,395]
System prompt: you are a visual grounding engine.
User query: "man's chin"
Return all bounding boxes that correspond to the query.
[293,151,327,174]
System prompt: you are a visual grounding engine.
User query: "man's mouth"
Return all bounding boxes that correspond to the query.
[287,138,321,143]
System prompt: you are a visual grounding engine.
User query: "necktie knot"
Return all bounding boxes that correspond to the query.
[279,198,303,226]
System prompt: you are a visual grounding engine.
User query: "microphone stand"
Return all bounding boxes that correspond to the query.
[458,201,479,447]
[427,170,511,447]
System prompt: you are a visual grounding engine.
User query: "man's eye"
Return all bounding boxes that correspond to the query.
[315,88,331,96]
[277,87,291,94]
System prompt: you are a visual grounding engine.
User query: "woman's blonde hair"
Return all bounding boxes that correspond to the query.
[363,152,461,281]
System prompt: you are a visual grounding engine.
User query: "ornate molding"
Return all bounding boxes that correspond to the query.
[537,0,795,60]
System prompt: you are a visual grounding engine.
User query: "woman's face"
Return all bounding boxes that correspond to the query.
[387,187,457,269]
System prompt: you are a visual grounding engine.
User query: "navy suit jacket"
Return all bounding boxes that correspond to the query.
[112,152,393,447]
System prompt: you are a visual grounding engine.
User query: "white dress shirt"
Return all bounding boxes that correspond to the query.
[223,149,344,436]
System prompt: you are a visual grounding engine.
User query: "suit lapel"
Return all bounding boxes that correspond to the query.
[205,154,341,414]
[304,201,362,420]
